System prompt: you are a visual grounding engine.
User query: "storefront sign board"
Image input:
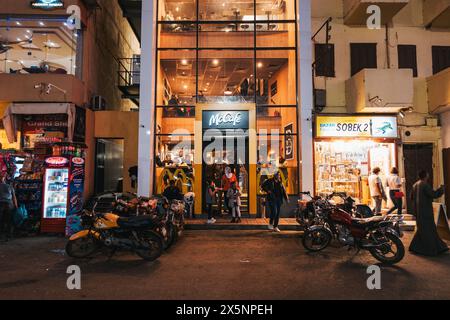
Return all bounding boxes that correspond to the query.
[31,0,64,9]
[203,111,249,129]
[316,116,398,138]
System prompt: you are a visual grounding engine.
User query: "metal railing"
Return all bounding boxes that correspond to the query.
[118,57,141,87]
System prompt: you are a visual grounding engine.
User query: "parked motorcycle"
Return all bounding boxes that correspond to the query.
[301,193,405,265]
[66,203,164,261]
[112,194,184,250]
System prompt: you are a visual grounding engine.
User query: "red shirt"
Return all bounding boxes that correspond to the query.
[221,174,237,191]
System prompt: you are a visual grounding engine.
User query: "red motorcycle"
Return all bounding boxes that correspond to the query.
[301,193,405,265]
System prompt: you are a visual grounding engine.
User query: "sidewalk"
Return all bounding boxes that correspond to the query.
[185,214,416,231]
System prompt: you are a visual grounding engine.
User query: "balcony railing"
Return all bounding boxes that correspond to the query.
[427,67,450,114]
[343,0,409,25]
[117,57,140,107]
[346,68,414,113]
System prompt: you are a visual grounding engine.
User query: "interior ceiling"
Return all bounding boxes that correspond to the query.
[162,0,284,20]
[161,57,286,96]
[0,21,76,69]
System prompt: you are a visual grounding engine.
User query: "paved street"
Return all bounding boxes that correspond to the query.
[0,230,449,300]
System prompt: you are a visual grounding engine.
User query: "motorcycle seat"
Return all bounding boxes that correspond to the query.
[118,215,157,228]
[352,215,384,227]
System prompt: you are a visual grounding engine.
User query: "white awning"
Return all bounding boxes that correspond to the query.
[1,103,76,143]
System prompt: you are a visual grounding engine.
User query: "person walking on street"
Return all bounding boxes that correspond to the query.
[386,167,403,216]
[262,171,288,232]
[206,180,218,224]
[227,181,241,223]
[0,175,17,242]
[368,167,386,216]
[221,166,237,216]
[409,170,448,256]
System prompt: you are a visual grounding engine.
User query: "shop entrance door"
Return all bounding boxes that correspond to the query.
[404,143,433,214]
[202,130,249,216]
[95,139,125,194]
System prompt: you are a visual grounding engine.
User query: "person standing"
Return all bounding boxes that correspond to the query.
[227,182,241,223]
[261,171,288,232]
[409,171,448,256]
[221,166,237,215]
[162,179,183,201]
[368,167,386,216]
[205,180,218,224]
[0,175,17,242]
[386,167,403,216]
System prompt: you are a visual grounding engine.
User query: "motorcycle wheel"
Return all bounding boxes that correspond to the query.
[369,232,405,265]
[66,236,99,258]
[164,223,178,250]
[135,232,163,261]
[302,228,332,252]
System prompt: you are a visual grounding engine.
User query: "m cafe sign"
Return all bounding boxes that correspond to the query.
[31,0,64,9]
[203,111,249,129]
[316,116,398,139]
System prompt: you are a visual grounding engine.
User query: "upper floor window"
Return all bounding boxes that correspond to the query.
[398,45,418,77]
[0,17,82,78]
[350,43,377,76]
[432,46,450,75]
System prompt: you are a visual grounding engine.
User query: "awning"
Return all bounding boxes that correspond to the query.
[2,103,76,143]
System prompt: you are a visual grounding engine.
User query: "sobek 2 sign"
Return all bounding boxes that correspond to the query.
[315,116,398,139]
[31,0,64,9]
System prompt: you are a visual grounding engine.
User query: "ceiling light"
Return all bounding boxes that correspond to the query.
[16,21,21,26]
[26,30,31,33]
[206,82,210,86]
[257,62,263,68]
[181,59,188,65]
[17,38,22,42]
[224,88,232,95]
[212,59,219,66]
[39,21,45,26]
[183,85,188,89]
[175,7,180,12]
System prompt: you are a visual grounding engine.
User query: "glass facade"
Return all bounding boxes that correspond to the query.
[155,0,299,215]
[0,17,82,78]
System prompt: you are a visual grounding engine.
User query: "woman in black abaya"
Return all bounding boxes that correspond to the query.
[409,171,448,256]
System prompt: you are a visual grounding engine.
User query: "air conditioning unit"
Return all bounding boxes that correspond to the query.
[91,95,106,111]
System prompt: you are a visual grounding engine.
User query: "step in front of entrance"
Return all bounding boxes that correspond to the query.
[185,218,416,231]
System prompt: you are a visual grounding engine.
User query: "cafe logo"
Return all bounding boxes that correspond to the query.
[31,0,64,9]
[209,112,242,127]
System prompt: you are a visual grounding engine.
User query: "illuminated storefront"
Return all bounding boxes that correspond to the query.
[314,115,399,205]
[153,0,300,216]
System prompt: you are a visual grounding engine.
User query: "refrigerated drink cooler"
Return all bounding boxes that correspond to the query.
[40,153,85,234]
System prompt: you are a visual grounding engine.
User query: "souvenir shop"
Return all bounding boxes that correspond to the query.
[313,115,399,205]
[0,103,87,235]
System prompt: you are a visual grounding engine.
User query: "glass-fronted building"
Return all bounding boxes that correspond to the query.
[153,0,301,216]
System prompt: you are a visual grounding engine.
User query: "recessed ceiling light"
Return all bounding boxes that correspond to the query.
[16,21,21,26]
[181,59,188,65]
[212,59,219,65]
[175,7,180,12]
[39,21,45,26]
[26,30,31,33]
[183,85,188,89]
[257,62,263,68]
[17,38,22,42]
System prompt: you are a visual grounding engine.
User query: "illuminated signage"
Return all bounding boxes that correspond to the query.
[31,0,64,9]
[203,111,249,129]
[46,157,69,166]
[316,116,398,138]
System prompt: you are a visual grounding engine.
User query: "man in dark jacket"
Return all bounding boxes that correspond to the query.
[163,179,184,201]
[261,171,288,232]
[409,170,448,256]
[0,175,17,241]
